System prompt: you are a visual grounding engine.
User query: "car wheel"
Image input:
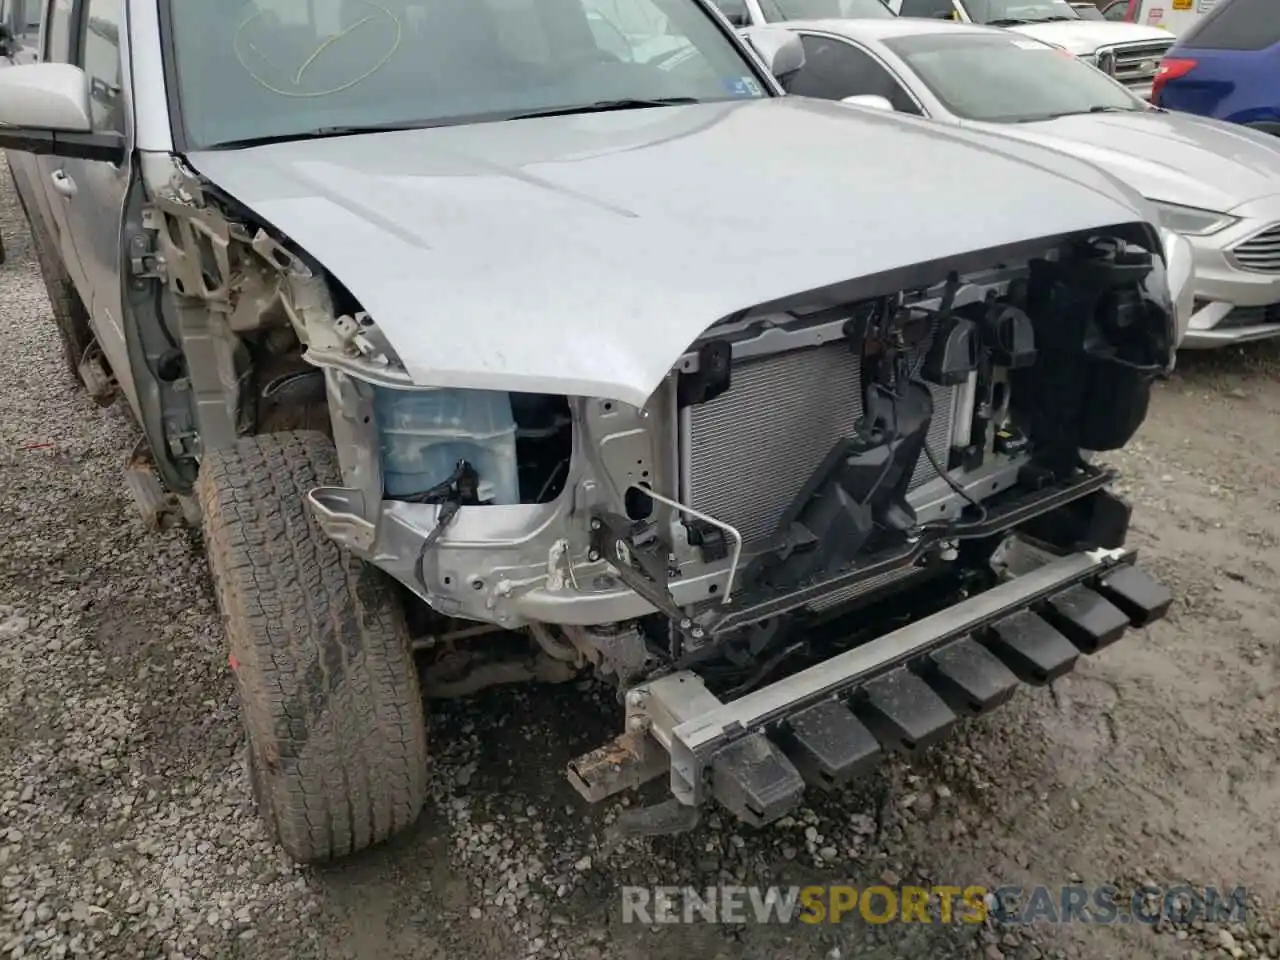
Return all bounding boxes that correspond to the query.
[196,430,429,863]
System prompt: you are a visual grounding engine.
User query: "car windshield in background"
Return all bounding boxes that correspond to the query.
[885,32,1143,122]
[758,0,895,20]
[962,0,1080,23]
[166,0,766,150]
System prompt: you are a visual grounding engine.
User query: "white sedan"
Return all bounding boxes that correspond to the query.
[778,18,1280,348]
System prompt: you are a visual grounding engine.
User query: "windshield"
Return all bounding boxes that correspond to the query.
[758,0,895,20]
[962,0,1080,22]
[1072,4,1105,19]
[167,0,768,149]
[885,32,1143,122]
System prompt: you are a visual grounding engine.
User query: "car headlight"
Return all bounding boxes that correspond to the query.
[1150,199,1238,237]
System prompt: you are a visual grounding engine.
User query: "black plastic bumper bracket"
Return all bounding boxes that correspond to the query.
[855,668,957,751]
[1043,584,1130,653]
[926,636,1020,715]
[708,732,806,826]
[780,699,882,789]
[983,610,1079,684]
[1095,564,1173,627]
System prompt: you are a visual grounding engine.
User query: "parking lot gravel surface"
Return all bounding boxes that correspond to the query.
[1,162,1277,960]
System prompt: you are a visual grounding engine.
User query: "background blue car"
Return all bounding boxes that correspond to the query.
[1151,0,1280,135]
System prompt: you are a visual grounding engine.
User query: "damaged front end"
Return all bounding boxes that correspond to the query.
[305,235,1176,616]
[139,170,1176,831]
[299,227,1177,831]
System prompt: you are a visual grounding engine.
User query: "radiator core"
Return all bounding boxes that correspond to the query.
[683,343,957,549]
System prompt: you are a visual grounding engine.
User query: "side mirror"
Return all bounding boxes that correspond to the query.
[842,93,896,111]
[0,63,123,162]
[740,26,806,81]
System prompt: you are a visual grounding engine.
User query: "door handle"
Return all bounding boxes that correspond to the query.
[50,169,77,198]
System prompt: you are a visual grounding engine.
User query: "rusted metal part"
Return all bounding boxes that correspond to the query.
[566,731,668,804]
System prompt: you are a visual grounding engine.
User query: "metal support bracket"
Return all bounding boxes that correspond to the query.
[630,546,1132,807]
[590,512,704,640]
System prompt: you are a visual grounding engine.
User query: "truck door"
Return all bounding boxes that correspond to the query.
[55,0,133,402]
[33,0,94,305]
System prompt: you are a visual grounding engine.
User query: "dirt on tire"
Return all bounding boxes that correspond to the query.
[196,429,429,864]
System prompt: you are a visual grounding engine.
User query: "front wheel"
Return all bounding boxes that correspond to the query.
[196,431,429,863]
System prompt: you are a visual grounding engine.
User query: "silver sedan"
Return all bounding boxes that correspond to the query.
[777,18,1280,348]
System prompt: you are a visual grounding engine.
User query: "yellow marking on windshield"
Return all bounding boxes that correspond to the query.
[295,15,376,85]
[233,1,403,98]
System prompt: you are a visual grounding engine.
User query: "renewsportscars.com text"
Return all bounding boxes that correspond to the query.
[621,884,1248,926]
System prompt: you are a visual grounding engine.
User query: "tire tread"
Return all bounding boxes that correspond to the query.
[196,430,428,863]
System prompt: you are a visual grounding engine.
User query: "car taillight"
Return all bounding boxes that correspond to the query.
[1151,56,1197,103]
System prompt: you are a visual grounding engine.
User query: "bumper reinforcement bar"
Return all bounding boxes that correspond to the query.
[567,547,1170,829]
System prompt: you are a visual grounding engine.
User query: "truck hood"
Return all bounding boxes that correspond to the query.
[1008,20,1172,54]
[969,109,1280,213]
[188,97,1151,408]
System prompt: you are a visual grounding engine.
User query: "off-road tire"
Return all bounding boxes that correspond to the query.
[18,184,94,381]
[196,430,428,863]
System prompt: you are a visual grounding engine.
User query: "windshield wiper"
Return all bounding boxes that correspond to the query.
[204,101,705,148]
[507,97,701,120]
[1032,14,1077,20]
[986,16,1034,24]
[1016,105,1139,122]
[205,122,451,149]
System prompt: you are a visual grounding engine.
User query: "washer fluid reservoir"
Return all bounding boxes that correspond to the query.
[373,387,519,504]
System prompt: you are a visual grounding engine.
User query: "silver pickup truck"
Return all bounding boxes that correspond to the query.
[0,0,1190,864]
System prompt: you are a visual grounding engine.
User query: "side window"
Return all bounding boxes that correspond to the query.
[898,0,957,15]
[45,0,73,61]
[79,0,124,135]
[708,0,753,26]
[787,34,921,114]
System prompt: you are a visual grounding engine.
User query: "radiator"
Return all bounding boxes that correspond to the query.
[683,342,957,550]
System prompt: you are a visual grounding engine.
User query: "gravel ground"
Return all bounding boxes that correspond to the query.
[1,161,1277,960]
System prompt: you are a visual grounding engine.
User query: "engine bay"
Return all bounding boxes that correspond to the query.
[583,234,1174,693]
